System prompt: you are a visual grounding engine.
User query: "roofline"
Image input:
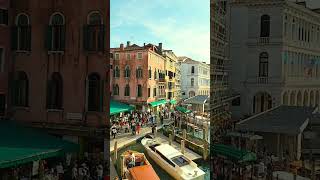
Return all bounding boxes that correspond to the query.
[237,105,281,125]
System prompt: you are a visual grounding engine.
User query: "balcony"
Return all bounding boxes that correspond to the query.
[259,37,270,45]
[244,76,284,85]
[158,78,166,82]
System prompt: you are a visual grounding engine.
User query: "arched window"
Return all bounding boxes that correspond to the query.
[114,66,120,78]
[13,71,28,107]
[113,84,119,96]
[47,72,63,109]
[154,68,157,79]
[259,52,268,77]
[191,78,194,87]
[124,65,130,78]
[84,11,105,52]
[148,66,152,79]
[191,66,195,74]
[137,84,142,97]
[47,13,66,51]
[260,15,270,37]
[136,66,143,78]
[124,84,130,96]
[13,14,31,51]
[87,73,102,111]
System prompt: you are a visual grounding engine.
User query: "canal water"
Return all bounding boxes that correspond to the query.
[112,140,210,180]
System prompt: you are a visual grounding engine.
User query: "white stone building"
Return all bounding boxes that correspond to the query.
[230,0,320,119]
[179,57,210,99]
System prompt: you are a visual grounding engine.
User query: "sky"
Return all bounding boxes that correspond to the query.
[110,0,210,63]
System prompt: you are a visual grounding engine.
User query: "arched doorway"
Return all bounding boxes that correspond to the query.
[189,91,195,98]
[0,94,5,116]
[303,91,309,106]
[297,91,302,106]
[310,91,315,107]
[290,91,296,105]
[253,92,272,114]
[282,92,288,105]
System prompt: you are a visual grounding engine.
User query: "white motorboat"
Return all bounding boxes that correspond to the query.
[141,136,205,180]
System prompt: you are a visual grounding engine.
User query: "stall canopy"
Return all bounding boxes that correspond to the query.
[169,99,177,105]
[110,100,134,115]
[212,144,256,163]
[176,106,192,114]
[149,99,167,107]
[0,120,79,169]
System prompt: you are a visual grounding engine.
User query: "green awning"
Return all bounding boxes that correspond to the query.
[110,100,134,115]
[0,121,79,169]
[149,99,167,107]
[170,99,177,105]
[176,106,191,114]
[212,144,256,163]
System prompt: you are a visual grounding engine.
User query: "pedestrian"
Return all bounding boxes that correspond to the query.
[72,164,78,180]
[111,126,117,139]
[56,162,64,180]
[160,115,164,125]
[132,121,136,135]
[136,122,141,134]
[97,165,103,180]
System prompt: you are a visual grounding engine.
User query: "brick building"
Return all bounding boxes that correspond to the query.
[110,42,166,111]
[7,0,109,154]
[0,0,9,117]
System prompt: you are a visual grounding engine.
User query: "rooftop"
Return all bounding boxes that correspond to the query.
[236,105,317,135]
[183,95,209,105]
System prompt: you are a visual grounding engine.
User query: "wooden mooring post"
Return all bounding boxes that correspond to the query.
[203,142,208,160]
[181,140,185,154]
[169,134,172,145]
[113,141,118,165]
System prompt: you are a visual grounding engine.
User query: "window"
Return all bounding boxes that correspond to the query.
[12,14,31,51]
[115,53,120,60]
[47,72,63,109]
[259,52,268,77]
[84,11,105,52]
[124,65,130,78]
[126,53,131,60]
[154,68,157,79]
[0,9,8,25]
[137,52,142,59]
[114,66,120,78]
[0,48,3,72]
[191,66,195,74]
[136,67,143,78]
[13,71,28,107]
[153,88,157,97]
[191,78,194,87]
[232,97,241,106]
[87,73,102,111]
[113,84,119,96]
[260,15,270,37]
[124,84,130,96]
[148,67,152,79]
[0,94,5,116]
[137,84,142,97]
[148,88,150,97]
[46,13,65,52]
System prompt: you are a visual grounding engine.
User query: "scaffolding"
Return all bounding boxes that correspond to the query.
[210,0,238,143]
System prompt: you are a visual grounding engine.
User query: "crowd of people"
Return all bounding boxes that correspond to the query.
[110,106,177,139]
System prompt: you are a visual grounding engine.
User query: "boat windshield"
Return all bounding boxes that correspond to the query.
[171,155,190,167]
[149,144,161,151]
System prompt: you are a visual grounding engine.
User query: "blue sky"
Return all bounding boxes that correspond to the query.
[111,0,210,63]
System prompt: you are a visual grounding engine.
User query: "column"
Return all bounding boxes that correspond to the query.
[297,133,301,160]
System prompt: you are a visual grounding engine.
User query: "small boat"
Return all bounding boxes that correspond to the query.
[120,150,160,180]
[141,137,205,180]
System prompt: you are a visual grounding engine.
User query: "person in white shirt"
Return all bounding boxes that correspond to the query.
[97,165,103,180]
[72,164,78,180]
[128,151,136,168]
[56,162,64,178]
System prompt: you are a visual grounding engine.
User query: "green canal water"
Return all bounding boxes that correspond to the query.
[112,140,210,180]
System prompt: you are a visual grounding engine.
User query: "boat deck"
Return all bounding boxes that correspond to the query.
[156,133,202,161]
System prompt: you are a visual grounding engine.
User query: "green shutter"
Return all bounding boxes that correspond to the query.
[61,25,66,51]
[11,26,18,50]
[26,26,31,51]
[45,25,52,50]
[83,25,89,51]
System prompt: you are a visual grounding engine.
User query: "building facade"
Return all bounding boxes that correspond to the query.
[0,0,10,117]
[110,42,166,110]
[230,0,320,119]
[179,57,210,99]
[162,50,178,100]
[8,0,109,153]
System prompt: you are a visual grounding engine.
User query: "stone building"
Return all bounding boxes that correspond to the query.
[0,0,10,118]
[179,57,210,99]
[230,0,320,119]
[162,50,179,100]
[110,42,166,111]
[8,0,109,154]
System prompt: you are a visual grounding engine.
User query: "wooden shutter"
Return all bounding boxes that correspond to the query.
[83,25,89,51]
[60,25,66,51]
[26,26,32,51]
[11,26,18,50]
[45,25,53,50]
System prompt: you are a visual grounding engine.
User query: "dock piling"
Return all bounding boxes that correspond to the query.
[203,142,208,160]
[181,140,185,154]
[169,134,172,145]
[113,141,118,165]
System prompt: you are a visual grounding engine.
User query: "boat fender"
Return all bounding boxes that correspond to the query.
[194,170,198,177]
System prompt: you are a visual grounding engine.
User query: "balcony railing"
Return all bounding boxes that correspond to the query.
[257,77,268,84]
[259,37,270,45]
[158,78,165,82]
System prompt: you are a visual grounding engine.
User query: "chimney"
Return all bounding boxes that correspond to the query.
[158,43,162,51]
[143,43,146,47]
[127,41,131,47]
[120,43,124,51]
